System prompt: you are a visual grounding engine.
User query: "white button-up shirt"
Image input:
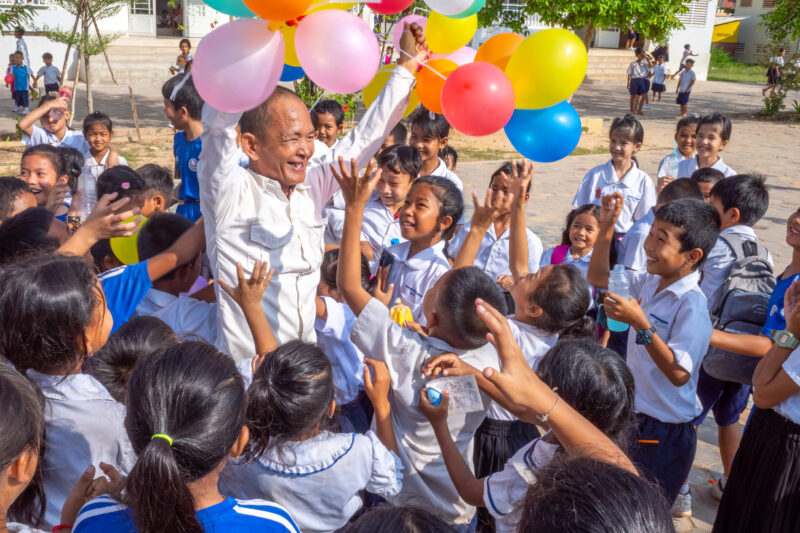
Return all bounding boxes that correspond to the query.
[314,296,365,405]
[427,158,464,191]
[360,191,405,270]
[657,151,689,178]
[198,67,415,360]
[677,155,736,179]
[386,239,451,326]
[23,125,89,152]
[448,222,543,283]
[619,209,655,272]
[572,160,656,233]
[27,370,136,527]
[626,270,711,423]
[133,288,218,344]
[82,149,128,179]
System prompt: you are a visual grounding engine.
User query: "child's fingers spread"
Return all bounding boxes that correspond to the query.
[235,262,246,283]
[217,279,233,297]
[264,268,275,286]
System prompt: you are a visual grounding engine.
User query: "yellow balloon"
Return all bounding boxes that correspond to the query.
[306,1,356,13]
[363,65,419,118]
[426,11,477,55]
[110,216,147,265]
[281,24,300,67]
[505,28,588,109]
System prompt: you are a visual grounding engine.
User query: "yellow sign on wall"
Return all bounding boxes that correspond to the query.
[713,20,742,43]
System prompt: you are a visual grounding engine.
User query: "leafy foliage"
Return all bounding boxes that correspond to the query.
[759,0,800,44]
[42,26,123,56]
[0,2,35,34]
[50,0,127,22]
[293,77,360,122]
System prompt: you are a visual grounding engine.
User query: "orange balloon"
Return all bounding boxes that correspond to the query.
[475,33,525,71]
[416,59,457,114]
[243,0,313,22]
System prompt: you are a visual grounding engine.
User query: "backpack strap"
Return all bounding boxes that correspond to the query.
[551,244,570,265]
[718,233,747,260]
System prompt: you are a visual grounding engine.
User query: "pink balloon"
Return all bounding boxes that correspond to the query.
[441,62,515,136]
[193,19,284,113]
[296,10,380,94]
[393,14,427,52]
[433,46,477,66]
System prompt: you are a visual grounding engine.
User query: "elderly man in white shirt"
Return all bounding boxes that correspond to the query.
[199,25,427,360]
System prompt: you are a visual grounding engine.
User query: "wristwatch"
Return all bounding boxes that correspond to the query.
[770,329,800,350]
[635,326,657,346]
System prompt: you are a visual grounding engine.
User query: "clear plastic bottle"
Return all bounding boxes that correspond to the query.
[607,264,631,332]
[663,153,679,179]
[75,172,97,219]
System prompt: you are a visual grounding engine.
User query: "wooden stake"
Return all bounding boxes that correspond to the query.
[68,52,81,128]
[129,86,142,144]
[89,9,118,85]
[60,13,80,86]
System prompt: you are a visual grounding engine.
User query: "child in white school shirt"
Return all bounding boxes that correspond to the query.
[588,193,720,504]
[409,108,463,192]
[572,114,656,236]
[677,113,736,178]
[656,115,699,192]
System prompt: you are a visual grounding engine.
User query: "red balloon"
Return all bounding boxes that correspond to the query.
[366,0,414,15]
[441,62,515,137]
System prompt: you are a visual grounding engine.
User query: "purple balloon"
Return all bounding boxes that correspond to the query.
[393,14,427,54]
[193,19,284,113]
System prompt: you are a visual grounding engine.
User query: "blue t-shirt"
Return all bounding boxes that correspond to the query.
[12,64,33,91]
[761,271,800,337]
[98,261,152,334]
[73,495,299,533]
[174,130,202,206]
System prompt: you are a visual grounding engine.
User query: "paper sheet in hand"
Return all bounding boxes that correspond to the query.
[426,374,484,413]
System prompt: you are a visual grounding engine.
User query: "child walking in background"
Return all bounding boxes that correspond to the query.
[651,54,667,103]
[626,48,651,115]
[11,51,35,114]
[671,43,699,79]
[169,38,192,76]
[35,52,61,95]
[676,59,696,118]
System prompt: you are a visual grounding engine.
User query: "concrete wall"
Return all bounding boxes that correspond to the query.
[733,3,800,63]
[665,0,717,80]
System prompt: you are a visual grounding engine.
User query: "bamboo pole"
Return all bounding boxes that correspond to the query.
[68,52,81,128]
[129,86,142,143]
[59,13,80,86]
[89,9,118,84]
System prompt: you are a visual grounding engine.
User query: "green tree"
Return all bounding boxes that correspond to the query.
[0,2,34,34]
[759,0,800,44]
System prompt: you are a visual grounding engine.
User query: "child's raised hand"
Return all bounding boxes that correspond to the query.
[496,274,515,291]
[784,280,800,337]
[373,265,395,307]
[364,358,392,410]
[45,181,70,214]
[470,188,514,230]
[604,294,648,332]
[419,387,449,427]
[87,462,125,501]
[397,22,429,71]
[80,193,141,238]
[330,157,381,208]
[505,159,534,205]
[656,176,673,194]
[422,353,473,378]
[107,146,120,168]
[219,261,273,311]
[599,192,624,230]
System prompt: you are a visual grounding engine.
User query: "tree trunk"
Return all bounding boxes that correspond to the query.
[82,14,93,113]
[582,22,595,51]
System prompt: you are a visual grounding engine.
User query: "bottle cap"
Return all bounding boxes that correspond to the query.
[390,238,400,245]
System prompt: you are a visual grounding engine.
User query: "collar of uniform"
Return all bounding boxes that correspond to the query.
[720,225,756,239]
[253,431,356,475]
[427,335,464,355]
[509,317,551,339]
[26,369,116,402]
[660,270,701,298]
[247,168,297,198]
[83,148,109,167]
[400,240,447,271]
[367,190,393,217]
[142,287,178,307]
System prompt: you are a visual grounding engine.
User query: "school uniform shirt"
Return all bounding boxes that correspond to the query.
[175,52,193,74]
[12,64,33,91]
[72,494,299,533]
[133,288,218,344]
[427,157,464,191]
[657,151,689,178]
[83,149,128,179]
[315,296,365,405]
[488,319,558,421]
[448,222,543,283]
[220,430,402,533]
[773,346,800,424]
[27,370,136,528]
[16,37,29,66]
[701,225,773,310]
[761,271,800,337]
[98,262,153,334]
[22,125,90,151]
[677,155,737,178]
[652,63,667,85]
[677,69,696,93]
[6,524,43,533]
[360,190,405,270]
[174,131,202,217]
[626,270,711,423]
[619,209,655,272]
[386,239,451,326]
[540,246,596,309]
[350,297,499,525]
[198,66,415,361]
[627,60,649,79]
[571,160,656,233]
[484,436,560,533]
[37,64,60,85]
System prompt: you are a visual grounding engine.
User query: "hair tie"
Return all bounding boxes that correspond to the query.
[151,433,173,446]
[121,181,130,190]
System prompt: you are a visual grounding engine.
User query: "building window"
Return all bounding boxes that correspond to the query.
[762,0,774,6]
[130,0,152,15]
[677,0,709,26]
[740,0,752,6]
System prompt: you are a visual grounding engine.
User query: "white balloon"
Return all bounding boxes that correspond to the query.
[425,0,482,18]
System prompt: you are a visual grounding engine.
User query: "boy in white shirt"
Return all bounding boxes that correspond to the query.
[677,113,736,178]
[651,54,668,103]
[35,52,61,94]
[19,95,89,151]
[671,43,699,79]
[675,59,697,118]
[588,193,720,504]
[626,48,651,114]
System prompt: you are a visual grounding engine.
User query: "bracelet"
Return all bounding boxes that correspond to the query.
[52,525,72,532]
[536,388,559,424]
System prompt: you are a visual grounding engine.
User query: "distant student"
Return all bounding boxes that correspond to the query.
[35,52,61,95]
[82,112,126,192]
[656,114,700,188]
[675,59,696,118]
[651,54,667,103]
[311,99,344,149]
[626,48,651,115]
[169,38,193,76]
[588,194,720,504]
[136,163,173,216]
[10,51,35,114]
[442,145,458,172]
[763,46,786,97]
[14,27,29,67]
[19,94,89,151]
[572,114,655,235]
[691,167,724,202]
[162,73,203,221]
[0,176,35,225]
[5,53,15,105]
[409,108,463,191]
[677,113,736,178]
[671,43,699,79]
[377,121,408,156]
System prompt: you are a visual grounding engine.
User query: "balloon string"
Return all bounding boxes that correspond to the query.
[308,91,325,113]
[398,48,446,81]
[170,71,192,101]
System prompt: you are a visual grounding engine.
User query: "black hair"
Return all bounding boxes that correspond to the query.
[409,176,463,242]
[82,111,113,135]
[320,248,375,294]
[697,112,732,141]
[15,27,24,35]
[537,338,634,446]
[124,342,246,533]
[0,177,32,222]
[136,164,174,203]
[490,161,531,193]
[345,504,459,533]
[240,86,303,138]
[561,205,617,267]
[377,144,423,178]
[388,122,408,145]
[410,107,450,140]
[685,58,695,66]
[0,207,59,266]
[244,340,335,461]
[22,144,65,177]
[657,178,703,205]
[58,146,84,194]
[690,167,724,185]
[36,95,57,109]
[90,238,117,273]
[441,145,458,168]
[136,213,195,280]
[530,265,593,338]
[311,99,345,127]
[518,456,673,533]
[96,165,146,203]
[42,52,53,60]
[676,114,701,132]
[90,316,178,403]
[634,47,644,55]
[710,173,769,227]
[1,364,46,527]
[438,267,507,349]
[179,38,191,49]
[654,198,720,269]
[161,73,204,121]
[609,114,644,145]
[0,254,100,374]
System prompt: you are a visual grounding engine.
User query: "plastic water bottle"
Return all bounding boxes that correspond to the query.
[663,153,679,179]
[75,172,97,218]
[607,264,630,332]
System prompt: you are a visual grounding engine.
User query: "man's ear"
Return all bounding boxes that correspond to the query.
[240,132,259,161]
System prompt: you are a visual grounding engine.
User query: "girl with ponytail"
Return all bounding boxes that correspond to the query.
[72,342,300,533]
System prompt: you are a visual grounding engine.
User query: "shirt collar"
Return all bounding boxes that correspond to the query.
[403,240,447,270]
[660,270,701,298]
[720,225,756,239]
[427,336,464,355]
[84,149,109,167]
[143,287,178,306]
[247,168,295,199]
[26,369,116,402]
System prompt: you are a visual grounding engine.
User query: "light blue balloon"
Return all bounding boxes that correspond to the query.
[504,102,583,163]
[202,0,254,18]
[450,0,487,18]
[280,64,305,82]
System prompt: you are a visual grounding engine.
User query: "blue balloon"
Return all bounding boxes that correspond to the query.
[280,64,305,82]
[504,102,582,163]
